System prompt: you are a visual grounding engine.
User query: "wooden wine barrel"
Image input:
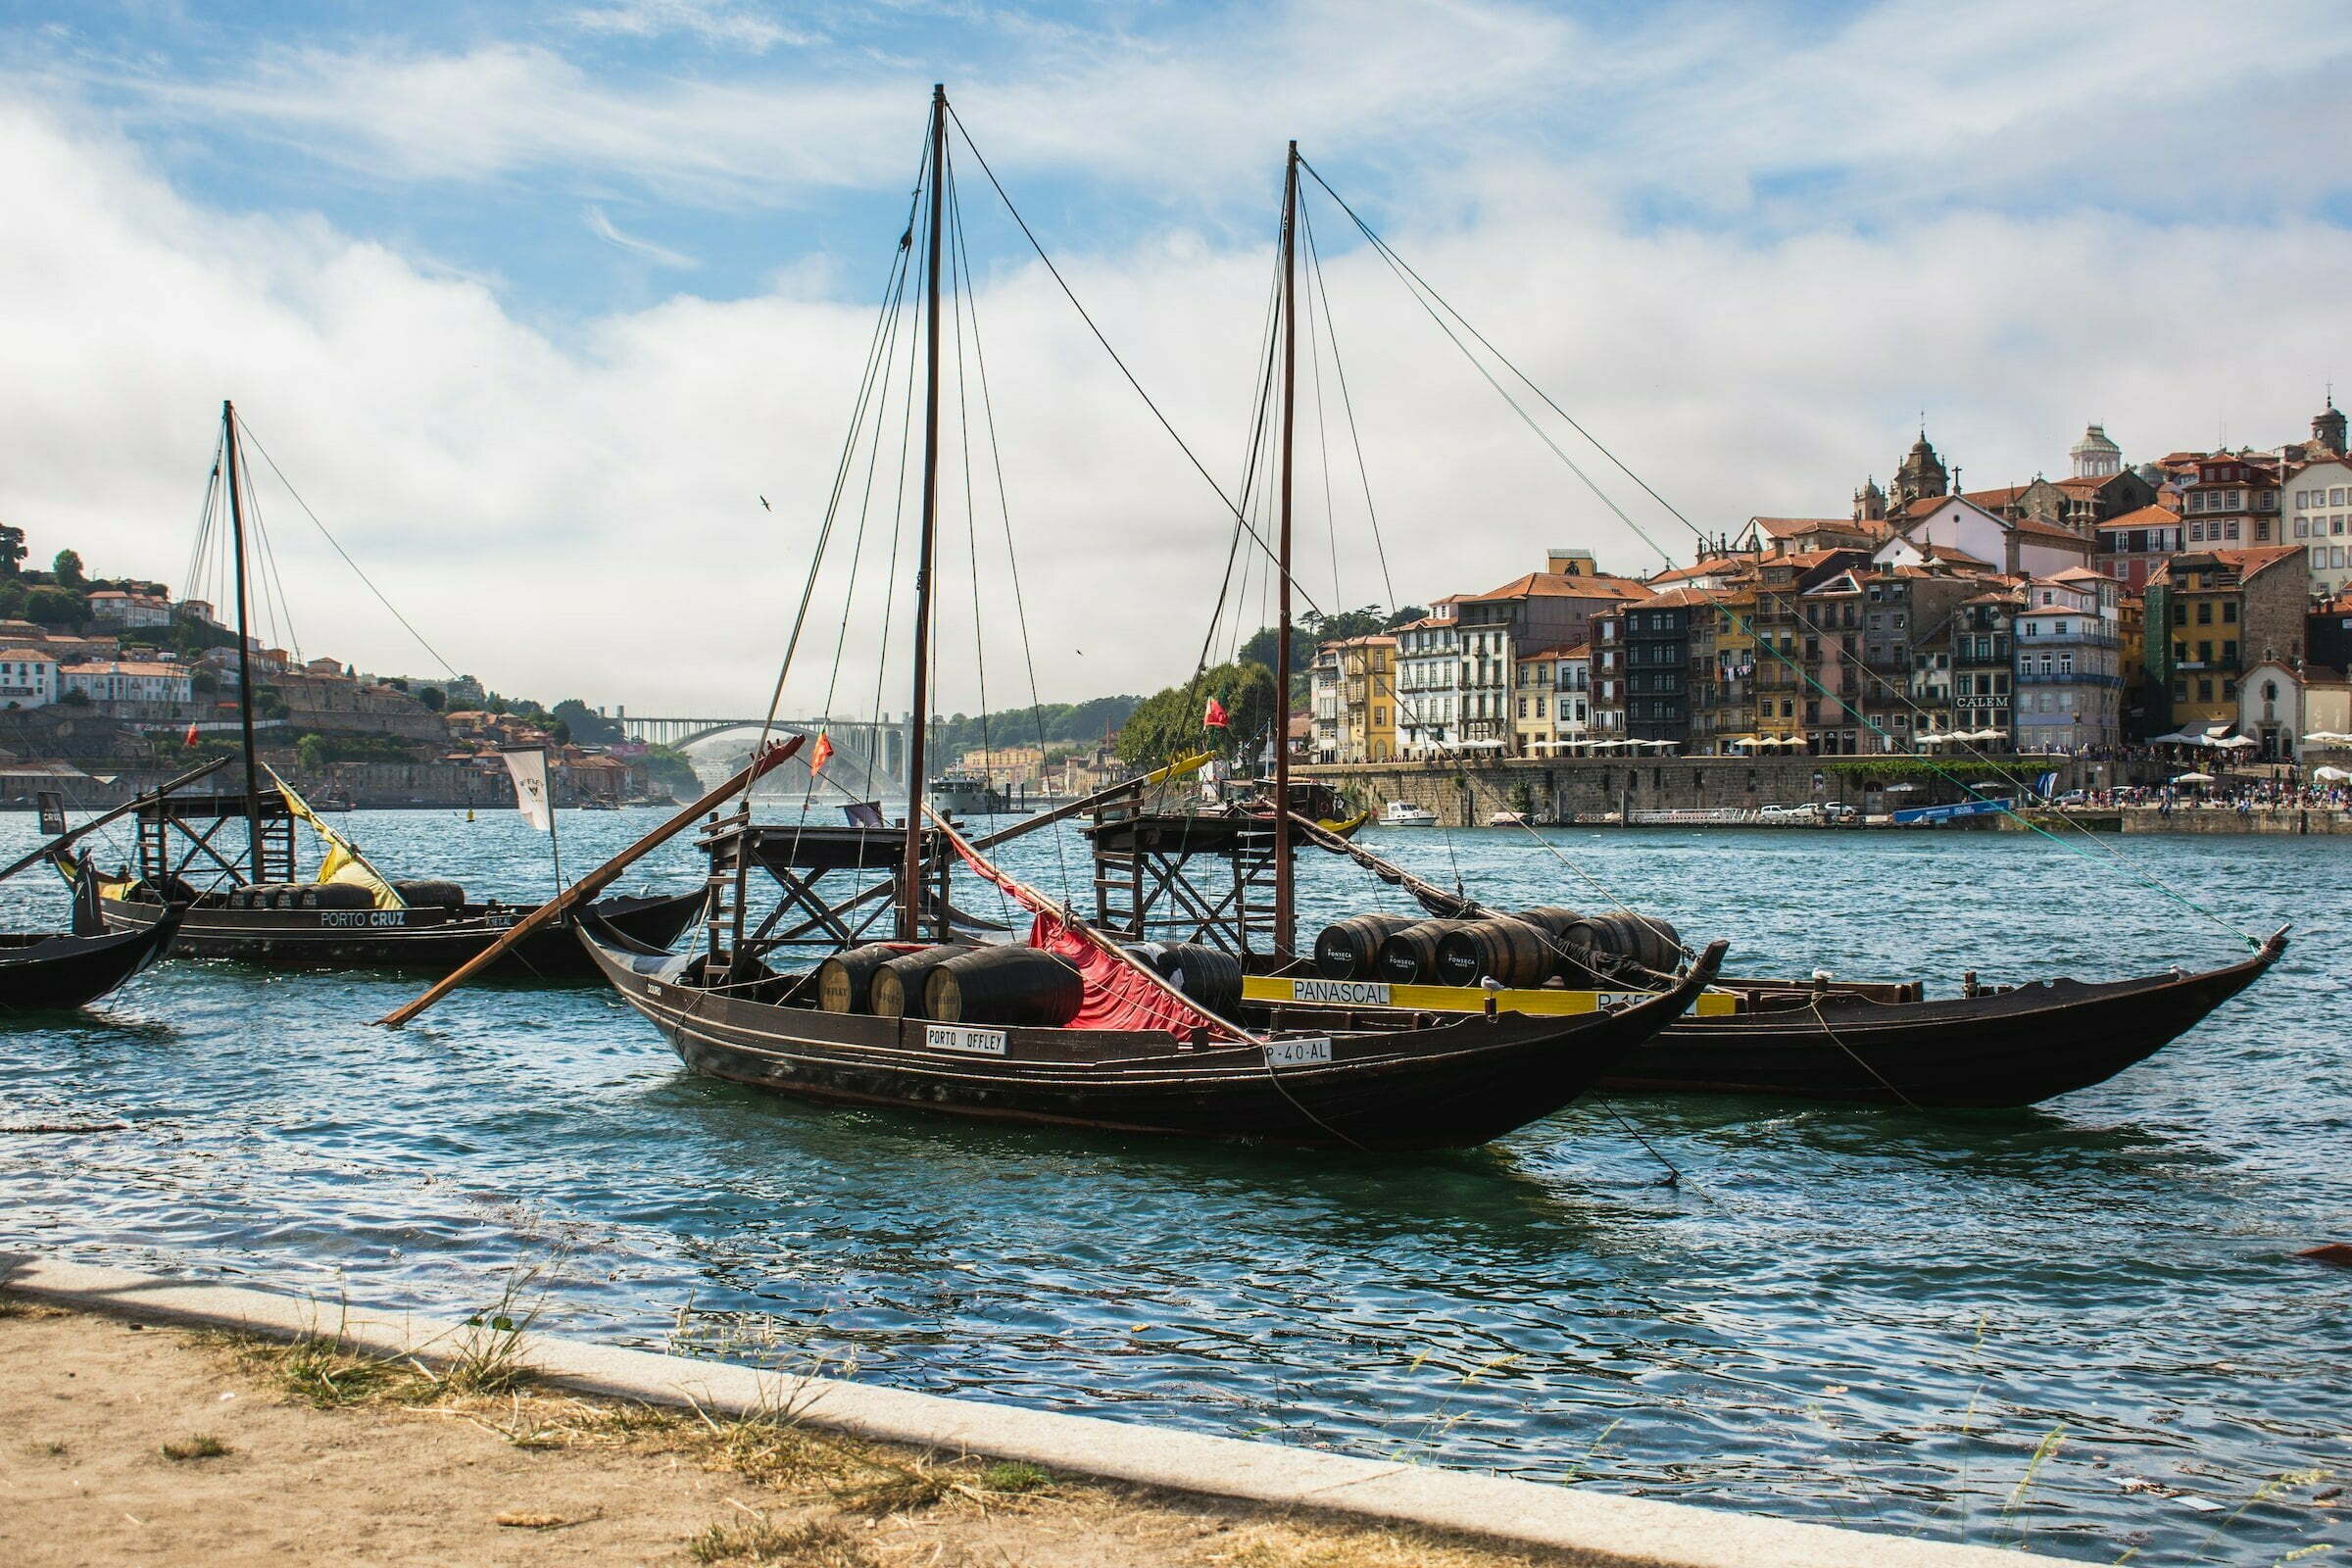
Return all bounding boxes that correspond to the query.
[1565,911,1681,973]
[312,883,376,909]
[392,879,466,908]
[1374,919,1475,984]
[870,944,979,1019]
[1312,914,1420,980]
[924,947,1084,1027]
[1433,916,1554,989]
[1129,942,1244,1016]
[814,943,905,1014]
[1514,906,1582,938]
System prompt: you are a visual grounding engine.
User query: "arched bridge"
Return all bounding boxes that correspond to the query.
[614,712,909,795]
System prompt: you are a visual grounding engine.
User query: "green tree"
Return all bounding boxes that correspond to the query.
[416,686,444,711]
[51,550,83,586]
[1117,662,1276,771]
[295,734,327,770]
[551,699,621,744]
[0,524,24,577]
[0,579,26,619]
[57,687,90,708]
[24,586,85,629]
[544,718,571,745]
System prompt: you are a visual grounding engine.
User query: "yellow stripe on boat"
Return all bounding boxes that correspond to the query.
[1243,974,1737,1016]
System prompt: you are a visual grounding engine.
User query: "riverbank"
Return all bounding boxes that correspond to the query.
[0,1256,2066,1568]
[0,1293,1550,1568]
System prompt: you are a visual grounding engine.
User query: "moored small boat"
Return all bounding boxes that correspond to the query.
[1380,802,1438,827]
[0,907,182,1013]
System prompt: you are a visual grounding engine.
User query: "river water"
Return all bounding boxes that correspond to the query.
[1,808,2344,1564]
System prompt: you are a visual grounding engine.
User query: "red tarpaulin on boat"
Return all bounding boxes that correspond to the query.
[934,815,1250,1043]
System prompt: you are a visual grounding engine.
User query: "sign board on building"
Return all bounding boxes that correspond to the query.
[1890,797,2014,825]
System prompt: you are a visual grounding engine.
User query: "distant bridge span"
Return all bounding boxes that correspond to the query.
[614,712,908,794]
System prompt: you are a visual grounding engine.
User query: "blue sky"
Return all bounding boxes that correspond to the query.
[3,1,2349,710]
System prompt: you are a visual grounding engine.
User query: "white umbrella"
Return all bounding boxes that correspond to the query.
[2313,765,2351,782]
[1914,732,1949,745]
[2172,771,2216,785]
[2214,735,2257,750]
[2304,731,2351,745]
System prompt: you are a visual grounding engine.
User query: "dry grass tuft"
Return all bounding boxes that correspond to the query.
[1214,1518,1561,1567]
[160,1433,231,1461]
[688,1512,881,1566]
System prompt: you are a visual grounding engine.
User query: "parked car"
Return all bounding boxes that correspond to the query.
[2051,789,2088,808]
[1819,802,1859,822]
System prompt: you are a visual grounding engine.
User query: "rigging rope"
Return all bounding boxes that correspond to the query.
[944,102,1321,621]
[233,418,459,679]
[1295,156,2264,953]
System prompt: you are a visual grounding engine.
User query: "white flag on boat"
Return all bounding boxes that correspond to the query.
[502,747,555,833]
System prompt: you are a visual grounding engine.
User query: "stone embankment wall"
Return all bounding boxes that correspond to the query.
[2118,806,2352,835]
[1298,757,2097,827]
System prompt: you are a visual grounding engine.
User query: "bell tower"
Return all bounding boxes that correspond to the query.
[1891,429,1948,507]
[2316,392,2347,458]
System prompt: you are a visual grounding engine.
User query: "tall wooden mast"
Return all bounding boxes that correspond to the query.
[1271,142,1299,958]
[899,83,949,941]
[220,400,265,875]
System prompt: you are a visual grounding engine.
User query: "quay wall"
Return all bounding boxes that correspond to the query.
[2115,806,2352,835]
[1298,757,2098,828]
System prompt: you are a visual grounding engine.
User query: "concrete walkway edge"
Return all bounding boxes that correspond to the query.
[1,1252,2069,1568]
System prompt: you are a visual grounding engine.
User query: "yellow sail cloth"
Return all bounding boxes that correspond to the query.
[269,768,406,910]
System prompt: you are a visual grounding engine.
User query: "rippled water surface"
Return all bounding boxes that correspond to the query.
[3,808,2346,1564]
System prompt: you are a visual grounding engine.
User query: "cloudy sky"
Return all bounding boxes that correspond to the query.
[4,1,2349,717]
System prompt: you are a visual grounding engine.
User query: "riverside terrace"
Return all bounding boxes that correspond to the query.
[1297,752,2334,827]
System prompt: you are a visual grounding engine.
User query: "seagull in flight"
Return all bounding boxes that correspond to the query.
[759,496,770,511]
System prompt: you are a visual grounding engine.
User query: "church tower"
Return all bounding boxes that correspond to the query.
[2316,394,2347,458]
[1852,475,1886,522]
[1891,431,1948,507]
[2069,423,2122,479]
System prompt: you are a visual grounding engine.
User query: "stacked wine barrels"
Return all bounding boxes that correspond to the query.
[869,944,981,1019]
[1312,914,1420,979]
[1373,918,1478,983]
[924,948,1083,1026]
[1126,941,1243,1016]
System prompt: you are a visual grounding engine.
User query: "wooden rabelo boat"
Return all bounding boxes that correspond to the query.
[386,94,1726,1152]
[0,767,213,1012]
[0,862,183,1013]
[66,402,700,979]
[1248,819,2286,1109]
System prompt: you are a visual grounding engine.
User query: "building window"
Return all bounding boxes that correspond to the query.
[2196,602,2212,624]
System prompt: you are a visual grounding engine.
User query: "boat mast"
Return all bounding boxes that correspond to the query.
[898,82,948,941]
[1271,141,1299,959]
[220,400,265,877]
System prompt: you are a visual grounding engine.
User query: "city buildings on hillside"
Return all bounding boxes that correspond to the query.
[1295,396,2352,762]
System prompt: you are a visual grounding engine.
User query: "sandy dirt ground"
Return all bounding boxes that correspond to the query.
[0,1297,1573,1567]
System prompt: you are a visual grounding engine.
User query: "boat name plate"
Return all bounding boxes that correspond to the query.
[320,910,408,928]
[925,1024,1008,1056]
[1266,1037,1333,1066]
[1289,978,1391,1005]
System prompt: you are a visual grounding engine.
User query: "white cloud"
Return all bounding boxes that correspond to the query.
[583,203,699,269]
[569,0,814,54]
[0,6,2347,717]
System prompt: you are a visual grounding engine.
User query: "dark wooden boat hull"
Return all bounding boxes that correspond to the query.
[1604,934,2286,1107]
[97,889,704,979]
[0,912,182,1012]
[579,922,1724,1152]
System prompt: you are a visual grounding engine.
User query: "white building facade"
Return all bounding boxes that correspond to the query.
[60,661,195,704]
[1392,611,1461,759]
[0,649,59,709]
[2288,460,2352,598]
